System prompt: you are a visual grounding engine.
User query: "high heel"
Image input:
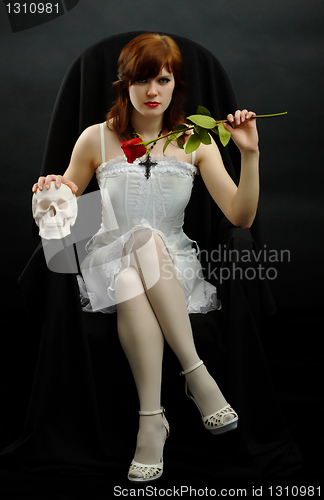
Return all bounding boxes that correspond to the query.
[128,407,170,483]
[180,360,238,435]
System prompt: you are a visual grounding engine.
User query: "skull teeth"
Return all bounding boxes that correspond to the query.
[41,219,66,228]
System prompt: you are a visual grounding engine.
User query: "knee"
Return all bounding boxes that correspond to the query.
[116,266,142,289]
[115,266,145,304]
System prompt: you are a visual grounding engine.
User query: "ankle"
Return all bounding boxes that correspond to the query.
[138,413,164,431]
[134,415,167,465]
[186,367,215,396]
[185,366,228,415]
[180,358,202,375]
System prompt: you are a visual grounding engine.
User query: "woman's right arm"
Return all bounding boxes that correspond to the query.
[32,124,101,196]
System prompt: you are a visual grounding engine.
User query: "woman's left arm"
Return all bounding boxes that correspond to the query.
[196,109,259,228]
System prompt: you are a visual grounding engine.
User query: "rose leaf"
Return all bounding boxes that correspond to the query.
[185,133,201,154]
[218,123,231,147]
[197,105,212,116]
[187,114,217,129]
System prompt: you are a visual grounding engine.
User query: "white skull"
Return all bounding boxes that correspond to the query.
[32,181,78,240]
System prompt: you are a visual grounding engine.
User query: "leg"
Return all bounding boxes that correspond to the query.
[131,230,229,416]
[116,266,163,413]
[115,266,167,476]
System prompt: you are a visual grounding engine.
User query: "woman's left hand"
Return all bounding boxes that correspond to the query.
[223,109,259,153]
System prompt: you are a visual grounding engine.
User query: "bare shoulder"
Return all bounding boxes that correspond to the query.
[82,119,123,163]
[195,134,223,170]
[74,123,100,150]
[74,122,117,168]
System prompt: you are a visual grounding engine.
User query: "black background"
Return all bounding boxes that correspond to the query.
[0,0,323,494]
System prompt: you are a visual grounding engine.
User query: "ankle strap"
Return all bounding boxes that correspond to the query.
[139,407,164,416]
[180,360,204,376]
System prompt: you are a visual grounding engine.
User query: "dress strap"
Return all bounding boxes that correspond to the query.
[100,122,106,164]
[191,150,196,165]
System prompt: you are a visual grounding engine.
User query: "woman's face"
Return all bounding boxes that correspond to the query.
[129,67,175,120]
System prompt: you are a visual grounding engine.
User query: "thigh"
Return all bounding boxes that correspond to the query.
[115,265,145,306]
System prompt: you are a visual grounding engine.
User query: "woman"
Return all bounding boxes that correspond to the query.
[32,33,259,482]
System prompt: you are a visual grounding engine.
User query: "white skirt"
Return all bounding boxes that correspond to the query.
[77,219,221,315]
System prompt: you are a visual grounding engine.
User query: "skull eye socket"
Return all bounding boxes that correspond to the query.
[57,200,69,210]
[39,200,51,211]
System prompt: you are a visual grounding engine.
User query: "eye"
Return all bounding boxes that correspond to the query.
[159,78,170,84]
[136,78,147,84]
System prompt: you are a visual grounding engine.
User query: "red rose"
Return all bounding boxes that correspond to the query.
[121,138,147,163]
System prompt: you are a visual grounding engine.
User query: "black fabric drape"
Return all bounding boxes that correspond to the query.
[0,32,303,480]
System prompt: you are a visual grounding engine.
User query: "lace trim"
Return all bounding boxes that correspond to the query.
[131,174,168,227]
[96,154,198,179]
[187,281,222,315]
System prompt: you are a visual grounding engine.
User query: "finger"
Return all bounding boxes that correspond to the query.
[238,109,250,123]
[234,110,240,125]
[46,174,74,190]
[234,109,248,126]
[60,177,78,194]
[241,109,248,122]
[42,174,59,189]
[246,110,256,120]
[70,182,78,194]
[54,175,63,189]
[37,175,61,190]
[227,113,235,125]
[34,175,78,194]
[36,176,47,191]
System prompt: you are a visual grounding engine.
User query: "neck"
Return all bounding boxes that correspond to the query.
[130,110,164,140]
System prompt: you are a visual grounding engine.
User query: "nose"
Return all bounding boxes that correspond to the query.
[147,81,158,97]
[49,204,57,217]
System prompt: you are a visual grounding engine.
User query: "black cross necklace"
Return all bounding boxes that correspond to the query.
[132,127,163,179]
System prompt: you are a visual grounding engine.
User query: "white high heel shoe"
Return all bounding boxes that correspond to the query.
[180,360,238,435]
[128,407,170,483]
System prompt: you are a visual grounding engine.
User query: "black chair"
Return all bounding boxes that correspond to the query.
[0,32,303,482]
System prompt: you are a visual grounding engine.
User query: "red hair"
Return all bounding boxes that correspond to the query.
[106,33,187,141]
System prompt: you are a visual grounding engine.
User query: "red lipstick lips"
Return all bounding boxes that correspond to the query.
[145,102,159,107]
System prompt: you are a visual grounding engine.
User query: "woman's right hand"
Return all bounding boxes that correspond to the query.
[32,175,78,194]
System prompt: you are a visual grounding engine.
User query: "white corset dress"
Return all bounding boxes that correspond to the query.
[78,123,221,314]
